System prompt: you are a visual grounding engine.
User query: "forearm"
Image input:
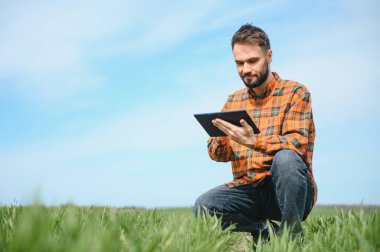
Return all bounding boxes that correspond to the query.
[253,133,308,156]
[207,137,232,162]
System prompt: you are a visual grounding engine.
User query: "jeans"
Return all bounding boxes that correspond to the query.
[194,150,314,235]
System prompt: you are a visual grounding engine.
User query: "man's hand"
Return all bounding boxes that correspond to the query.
[212,118,256,148]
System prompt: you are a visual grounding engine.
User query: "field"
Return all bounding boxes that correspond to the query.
[0,205,379,252]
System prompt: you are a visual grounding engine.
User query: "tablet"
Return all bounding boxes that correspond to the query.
[194,110,260,137]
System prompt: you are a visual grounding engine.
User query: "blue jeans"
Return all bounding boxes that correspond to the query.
[194,150,314,235]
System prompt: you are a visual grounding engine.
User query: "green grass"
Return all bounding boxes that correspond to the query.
[0,205,379,252]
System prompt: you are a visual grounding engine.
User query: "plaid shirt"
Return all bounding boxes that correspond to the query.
[207,72,317,204]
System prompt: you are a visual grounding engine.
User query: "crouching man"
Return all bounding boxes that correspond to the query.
[194,24,317,240]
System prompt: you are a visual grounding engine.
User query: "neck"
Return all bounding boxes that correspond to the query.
[251,72,274,95]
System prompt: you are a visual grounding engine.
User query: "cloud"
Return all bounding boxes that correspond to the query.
[0,0,134,74]
[0,92,211,170]
[2,0,379,206]
[273,1,380,127]
[0,0,281,104]
[3,0,379,180]
[0,0,134,102]
[100,1,281,56]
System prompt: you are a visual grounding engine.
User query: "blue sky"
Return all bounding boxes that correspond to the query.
[0,0,379,207]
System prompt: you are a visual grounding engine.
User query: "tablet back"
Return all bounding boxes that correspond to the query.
[194,110,260,137]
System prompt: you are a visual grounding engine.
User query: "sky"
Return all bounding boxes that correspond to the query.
[0,0,379,208]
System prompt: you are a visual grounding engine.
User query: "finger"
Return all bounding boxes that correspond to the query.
[214,118,236,131]
[240,119,253,133]
[240,119,248,128]
[215,122,233,136]
[212,119,225,126]
[217,125,232,137]
[213,120,235,137]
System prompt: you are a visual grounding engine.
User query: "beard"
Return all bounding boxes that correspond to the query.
[242,63,270,89]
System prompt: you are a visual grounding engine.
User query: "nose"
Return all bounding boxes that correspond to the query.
[242,62,251,75]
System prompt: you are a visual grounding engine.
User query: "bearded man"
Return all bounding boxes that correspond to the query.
[194,24,317,240]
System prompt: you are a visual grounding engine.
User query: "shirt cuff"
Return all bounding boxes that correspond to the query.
[215,136,229,145]
[253,135,268,151]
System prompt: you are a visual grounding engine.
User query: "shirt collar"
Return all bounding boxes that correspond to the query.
[248,72,280,100]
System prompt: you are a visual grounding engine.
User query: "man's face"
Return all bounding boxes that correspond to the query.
[232,42,272,89]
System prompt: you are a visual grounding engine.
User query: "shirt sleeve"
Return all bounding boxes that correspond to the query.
[207,137,232,162]
[207,95,233,162]
[253,88,313,156]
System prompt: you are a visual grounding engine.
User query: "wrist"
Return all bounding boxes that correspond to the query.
[248,134,257,149]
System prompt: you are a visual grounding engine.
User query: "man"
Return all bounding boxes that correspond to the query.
[194,24,317,239]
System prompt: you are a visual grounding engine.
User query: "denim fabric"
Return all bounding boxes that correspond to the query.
[194,150,314,235]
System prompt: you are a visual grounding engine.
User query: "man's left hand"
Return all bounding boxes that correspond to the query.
[212,118,256,148]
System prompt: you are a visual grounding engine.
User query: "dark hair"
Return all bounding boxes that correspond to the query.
[231,23,271,51]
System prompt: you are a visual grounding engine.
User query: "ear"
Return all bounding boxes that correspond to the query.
[266,49,273,64]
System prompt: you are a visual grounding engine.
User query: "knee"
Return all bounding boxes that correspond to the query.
[193,195,205,216]
[273,149,299,166]
[271,150,306,177]
[193,192,224,217]
[193,194,216,217]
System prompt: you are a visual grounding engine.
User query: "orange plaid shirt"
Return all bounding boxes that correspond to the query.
[207,72,317,204]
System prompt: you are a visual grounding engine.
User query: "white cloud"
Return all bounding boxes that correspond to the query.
[103,1,280,56]
[0,0,134,73]
[0,0,135,101]
[273,2,380,127]
[3,0,379,177]
[0,0,279,103]
[0,92,210,170]
[2,0,379,206]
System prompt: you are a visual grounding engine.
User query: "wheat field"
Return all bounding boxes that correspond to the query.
[0,204,379,252]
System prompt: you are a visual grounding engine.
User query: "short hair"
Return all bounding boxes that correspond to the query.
[231,23,271,51]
